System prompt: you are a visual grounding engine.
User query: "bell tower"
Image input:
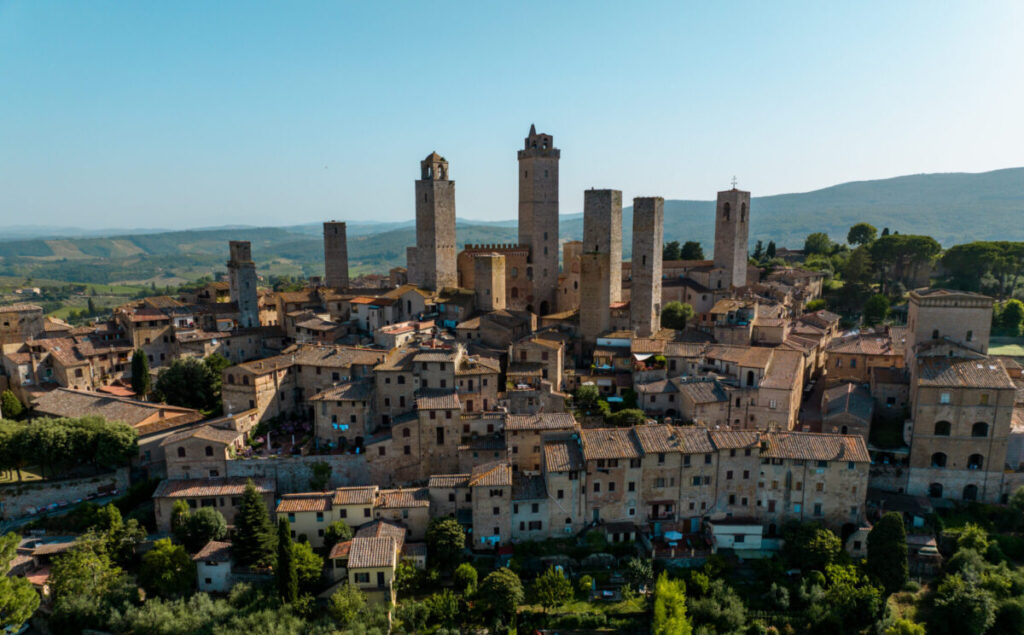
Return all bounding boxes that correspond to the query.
[713,187,751,288]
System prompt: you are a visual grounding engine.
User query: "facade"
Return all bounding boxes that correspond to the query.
[409,152,457,291]
[0,303,44,345]
[583,189,623,303]
[323,221,350,290]
[580,252,613,344]
[153,477,275,533]
[713,188,751,289]
[474,253,506,312]
[629,197,664,337]
[227,241,259,329]
[517,125,560,314]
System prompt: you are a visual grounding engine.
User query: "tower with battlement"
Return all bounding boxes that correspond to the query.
[227,240,259,328]
[323,221,349,289]
[474,253,507,312]
[583,189,623,303]
[630,197,664,337]
[409,152,457,291]
[713,188,751,289]
[517,125,560,315]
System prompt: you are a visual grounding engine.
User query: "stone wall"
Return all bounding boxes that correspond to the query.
[0,468,129,521]
[224,453,393,494]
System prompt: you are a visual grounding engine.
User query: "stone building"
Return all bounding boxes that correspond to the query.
[583,189,623,304]
[580,252,613,345]
[517,125,560,315]
[457,244,532,311]
[504,412,576,472]
[162,424,247,480]
[227,241,259,328]
[905,289,992,365]
[408,153,457,291]
[474,253,506,312]
[153,476,275,533]
[826,327,905,386]
[0,303,43,345]
[310,379,375,444]
[323,221,350,290]
[713,188,751,289]
[629,197,664,337]
[469,461,513,548]
[556,241,582,313]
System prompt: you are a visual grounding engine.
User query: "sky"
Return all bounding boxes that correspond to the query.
[1,1,1022,230]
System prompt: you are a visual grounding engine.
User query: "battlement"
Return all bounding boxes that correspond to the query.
[462,243,530,253]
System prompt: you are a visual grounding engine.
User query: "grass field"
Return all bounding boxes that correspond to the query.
[0,466,44,484]
[989,336,1024,357]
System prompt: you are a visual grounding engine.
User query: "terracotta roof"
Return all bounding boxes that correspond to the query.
[823,383,874,422]
[161,424,243,447]
[761,431,870,463]
[635,379,677,395]
[675,379,728,404]
[504,413,577,431]
[329,540,352,560]
[416,389,460,410]
[916,357,1014,389]
[276,493,331,513]
[153,477,274,499]
[309,380,374,402]
[544,440,584,472]
[760,349,804,390]
[708,429,759,449]
[402,542,428,558]
[828,334,897,356]
[355,519,408,546]
[580,428,643,461]
[512,474,547,500]
[673,425,716,454]
[871,366,908,385]
[413,351,457,363]
[33,388,201,431]
[0,303,43,313]
[469,461,513,487]
[376,487,430,508]
[428,474,470,488]
[193,540,232,562]
[633,425,685,454]
[705,344,774,368]
[332,486,378,505]
[347,536,398,569]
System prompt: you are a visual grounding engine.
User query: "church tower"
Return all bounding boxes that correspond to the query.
[409,152,457,291]
[517,125,560,315]
[713,187,751,288]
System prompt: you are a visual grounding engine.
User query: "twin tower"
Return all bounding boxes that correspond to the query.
[408,126,561,314]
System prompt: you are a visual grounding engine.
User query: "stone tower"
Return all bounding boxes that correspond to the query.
[323,221,349,289]
[713,188,751,288]
[580,252,612,344]
[583,189,623,303]
[474,253,506,312]
[630,197,664,337]
[409,152,457,291]
[227,240,259,328]
[517,124,560,315]
[905,289,993,365]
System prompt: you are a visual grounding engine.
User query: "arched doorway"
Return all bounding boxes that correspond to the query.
[928,483,943,498]
[963,484,978,501]
[539,300,550,315]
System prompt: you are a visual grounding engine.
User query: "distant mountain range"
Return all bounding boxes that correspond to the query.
[1,168,1021,284]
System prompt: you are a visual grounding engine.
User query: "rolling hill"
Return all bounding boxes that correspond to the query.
[0,168,1021,284]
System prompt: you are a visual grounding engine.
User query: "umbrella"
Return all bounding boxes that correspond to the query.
[664,531,684,541]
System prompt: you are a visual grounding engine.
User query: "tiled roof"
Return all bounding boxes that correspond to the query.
[332,486,378,506]
[580,428,643,461]
[635,379,677,394]
[675,379,728,404]
[0,303,43,313]
[631,338,666,354]
[153,477,274,499]
[376,487,430,508]
[33,388,201,430]
[416,389,461,410]
[761,431,870,463]
[309,380,375,402]
[469,461,513,487]
[347,536,398,569]
[709,429,759,449]
[705,345,774,369]
[504,413,577,431]
[428,474,470,488]
[823,383,874,422]
[161,424,243,447]
[673,425,716,454]
[871,366,908,385]
[328,540,352,560]
[413,351,457,363]
[544,440,584,473]
[355,519,408,545]
[633,425,686,454]
[827,334,897,355]
[512,474,547,500]
[192,540,232,562]
[276,493,331,513]
[916,357,1014,389]
[760,349,803,390]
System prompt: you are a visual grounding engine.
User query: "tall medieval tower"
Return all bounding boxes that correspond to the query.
[583,189,623,303]
[518,125,560,315]
[630,197,664,337]
[474,253,507,312]
[323,221,349,289]
[227,240,259,328]
[713,188,751,288]
[409,152,457,291]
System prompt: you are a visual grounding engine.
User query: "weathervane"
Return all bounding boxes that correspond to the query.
[731,175,738,189]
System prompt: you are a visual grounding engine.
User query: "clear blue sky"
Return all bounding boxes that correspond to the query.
[1,1,1022,230]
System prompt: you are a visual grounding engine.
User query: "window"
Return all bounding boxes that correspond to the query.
[355,572,370,584]
[729,494,736,505]
[608,482,616,492]
[593,482,600,493]
[972,422,989,437]
[205,445,214,456]
[628,481,636,492]
[704,454,712,464]
[931,452,947,468]
[692,476,701,486]
[934,421,951,436]
[557,489,564,499]
[493,507,500,515]
[655,478,665,488]
[816,482,824,492]
[734,533,745,543]
[813,503,823,517]
[726,471,733,480]
[316,512,323,522]
[287,513,295,522]
[940,392,951,404]
[967,330,973,342]
[177,447,186,458]
[980,393,989,405]
[968,453,983,470]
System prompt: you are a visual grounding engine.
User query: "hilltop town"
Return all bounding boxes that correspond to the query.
[2,126,1023,634]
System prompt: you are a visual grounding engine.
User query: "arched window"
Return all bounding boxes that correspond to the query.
[932,329,939,340]
[723,202,731,221]
[972,422,989,437]
[177,447,186,458]
[931,452,947,468]
[934,421,951,436]
[928,483,943,498]
[968,454,983,470]
[511,287,519,299]
[740,203,747,222]
[242,376,250,385]
[963,484,978,501]
[227,374,235,384]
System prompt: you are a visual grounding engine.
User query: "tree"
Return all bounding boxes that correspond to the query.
[653,572,692,635]
[781,523,841,572]
[426,517,465,573]
[766,241,776,258]
[863,294,890,326]
[394,560,421,597]
[131,350,151,398]
[155,357,216,411]
[884,619,926,635]
[680,241,704,260]
[139,538,195,598]
[1,390,23,419]
[1001,299,1024,335]
[1010,486,1024,528]
[323,520,353,549]
[843,245,874,284]
[881,227,890,237]
[174,506,228,553]
[663,241,681,260]
[867,512,908,594]
[425,589,460,628]
[752,240,765,261]
[804,232,833,255]
[532,566,572,611]
[931,573,996,635]
[232,480,276,568]
[276,519,298,603]
[327,584,366,626]
[625,557,654,590]
[578,574,594,598]
[309,461,332,491]
[661,301,694,329]
[823,564,883,629]
[606,408,647,427]
[957,523,990,553]
[291,540,323,592]
[49,537,129,632]
[454,562,478,595]
[848,223,878,246]
[479,568,523,624]
[0,531,39,630]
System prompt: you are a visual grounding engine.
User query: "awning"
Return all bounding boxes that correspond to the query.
[633,353,653,361]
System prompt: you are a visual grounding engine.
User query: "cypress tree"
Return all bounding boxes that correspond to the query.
[233,480,276,568]
[130,350,150,398]
[867,512,909,594]
[276,518,298,603]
